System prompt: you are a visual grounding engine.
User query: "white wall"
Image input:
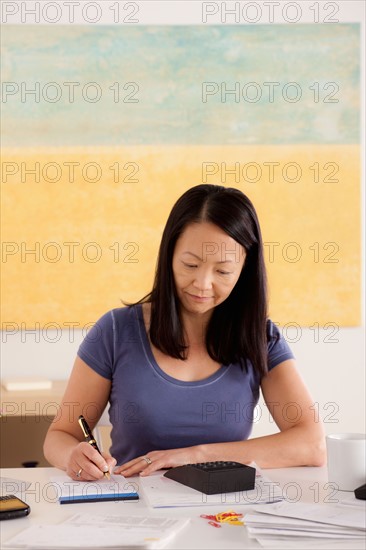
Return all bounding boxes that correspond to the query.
[1,326,365,436]
[1,0,364,442]
[253,327,366,437]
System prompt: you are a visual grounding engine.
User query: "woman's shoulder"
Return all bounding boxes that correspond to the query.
[265,318,294,369]
[96,304,139,321]
[88,305,141,337]
[266,319,281,343]
[111,304,140,320]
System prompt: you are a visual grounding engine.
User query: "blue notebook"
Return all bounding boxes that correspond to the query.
[50,474,139,504]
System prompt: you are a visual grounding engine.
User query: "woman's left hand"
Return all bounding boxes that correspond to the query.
[114,447,202,477]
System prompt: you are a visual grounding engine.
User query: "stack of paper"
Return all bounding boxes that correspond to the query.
[3,514,190,549]
[244,501,366,548]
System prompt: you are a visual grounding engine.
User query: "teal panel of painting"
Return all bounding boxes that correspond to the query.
[1,24,360,146]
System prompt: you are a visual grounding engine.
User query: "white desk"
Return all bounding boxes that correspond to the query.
[0,466,364,549]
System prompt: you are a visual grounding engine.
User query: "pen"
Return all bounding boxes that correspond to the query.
[78,415,111,479]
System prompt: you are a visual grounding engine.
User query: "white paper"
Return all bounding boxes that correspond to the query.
[339,496,366,508]
[248,501,366,530]
[244,501,366,549]
[139,470,283,508]
[245,512,365,535]
[3,514,190,549]
[254,535,366,549]
[0,477,32,495]
[245,511,363,530]
[247,526,365,539]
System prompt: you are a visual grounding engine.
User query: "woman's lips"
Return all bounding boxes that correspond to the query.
[186,293,213,302]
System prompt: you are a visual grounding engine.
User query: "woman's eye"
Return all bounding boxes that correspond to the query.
[184,263,197,268]
[217,270,231,275]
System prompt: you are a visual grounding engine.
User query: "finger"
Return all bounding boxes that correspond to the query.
[140,452,187,477]
[117,463,145,477]
[67,461,97,482]
[82,442,109,470]
[139,458,165,477]
[102,452,116,462]
[114,451,164,476]
[78,442,110,479]
[69,461,104,481]
[128,454,166,477]
[105,457,117,474]
[117,458,153,477]
[101,453,117,474]
[114,457,144,475]
[66,465,81,480]
[67,444,109,481]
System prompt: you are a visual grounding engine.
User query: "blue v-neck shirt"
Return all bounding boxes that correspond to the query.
[77,304,294,464]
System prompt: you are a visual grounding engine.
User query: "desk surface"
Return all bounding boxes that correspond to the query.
[1,466,365,549]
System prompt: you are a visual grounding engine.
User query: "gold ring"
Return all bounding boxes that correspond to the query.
[76,468,82,478]
[142,456,152,465]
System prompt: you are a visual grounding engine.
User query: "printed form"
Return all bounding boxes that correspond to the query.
[3,513,190,549]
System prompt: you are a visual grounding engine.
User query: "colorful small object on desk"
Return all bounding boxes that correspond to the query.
[208,520,221,528]
[200,510,244,527]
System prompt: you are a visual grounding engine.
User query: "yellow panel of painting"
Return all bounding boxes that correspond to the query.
[0,145,360,327]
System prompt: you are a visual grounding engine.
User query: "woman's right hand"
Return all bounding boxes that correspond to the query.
[66,442,117,481]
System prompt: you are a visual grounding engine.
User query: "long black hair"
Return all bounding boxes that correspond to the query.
[133,184,268,378]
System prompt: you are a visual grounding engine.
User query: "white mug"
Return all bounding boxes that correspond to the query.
[326,433,366,491]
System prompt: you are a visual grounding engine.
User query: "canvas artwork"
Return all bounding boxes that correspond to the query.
[1,24,360,327]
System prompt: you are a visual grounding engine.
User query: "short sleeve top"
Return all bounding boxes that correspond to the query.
[77,304,294,464]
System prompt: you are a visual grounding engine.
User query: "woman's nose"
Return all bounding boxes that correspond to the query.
[192,269,213,290]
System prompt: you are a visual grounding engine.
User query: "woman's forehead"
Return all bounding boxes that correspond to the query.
[176,222,245,263]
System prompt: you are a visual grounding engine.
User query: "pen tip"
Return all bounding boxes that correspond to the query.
[104,472,111,480]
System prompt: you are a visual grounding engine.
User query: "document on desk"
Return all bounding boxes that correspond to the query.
[50,473,139,503]
[0,477,32,495]
[248,501,366,530]
[140,470,284,508]
[244,501,366,548]
[3,514,190,549]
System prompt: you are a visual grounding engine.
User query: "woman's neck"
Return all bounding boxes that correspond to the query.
[179,309,212,346]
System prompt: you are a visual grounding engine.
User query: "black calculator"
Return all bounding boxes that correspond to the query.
[0,495,30,520]
[164,461,256,495]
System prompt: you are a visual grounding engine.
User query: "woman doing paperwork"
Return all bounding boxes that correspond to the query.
[44,184,326,481]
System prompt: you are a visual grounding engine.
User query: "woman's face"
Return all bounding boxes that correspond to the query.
[172,222,246,317]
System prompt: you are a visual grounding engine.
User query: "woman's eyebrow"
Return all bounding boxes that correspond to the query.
[182,251,233,263]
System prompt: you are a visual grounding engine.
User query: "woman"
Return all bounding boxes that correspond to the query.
[44,184,326,481]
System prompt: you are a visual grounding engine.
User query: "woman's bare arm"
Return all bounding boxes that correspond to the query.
[43,357,115,480]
